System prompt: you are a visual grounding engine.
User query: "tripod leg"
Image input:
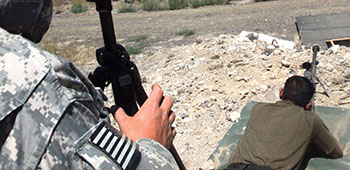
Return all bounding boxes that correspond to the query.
[316,77,330,98]
[131,64,186,170]
[170,144,187,170]
[131,63,147,106]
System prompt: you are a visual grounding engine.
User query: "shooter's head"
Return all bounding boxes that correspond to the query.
[280,76,315,109]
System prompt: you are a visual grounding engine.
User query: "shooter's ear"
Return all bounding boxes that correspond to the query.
[279,88,284,99]
[305,101,312,110]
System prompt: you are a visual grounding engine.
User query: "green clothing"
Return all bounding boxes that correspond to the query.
[229,100,338,170]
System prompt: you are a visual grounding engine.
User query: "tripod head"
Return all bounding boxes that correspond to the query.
[87,0,146,116]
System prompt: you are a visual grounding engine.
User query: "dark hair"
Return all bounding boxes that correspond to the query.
[281,76,315,108]
[302,62,312,70]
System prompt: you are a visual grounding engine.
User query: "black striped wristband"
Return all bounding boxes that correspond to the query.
[89,122,141,170]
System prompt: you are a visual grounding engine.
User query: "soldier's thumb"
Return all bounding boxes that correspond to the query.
[114,107,130,124]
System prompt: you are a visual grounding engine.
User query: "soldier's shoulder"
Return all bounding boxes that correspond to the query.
[0,28,53,118]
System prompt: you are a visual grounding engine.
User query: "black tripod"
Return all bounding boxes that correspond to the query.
[86,0,185,169]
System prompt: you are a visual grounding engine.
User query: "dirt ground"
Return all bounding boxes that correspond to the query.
[46,0,350,49]
[43,0,350,169]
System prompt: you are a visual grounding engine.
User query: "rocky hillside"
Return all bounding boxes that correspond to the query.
[41,0,350,169]
[93,31,350,169]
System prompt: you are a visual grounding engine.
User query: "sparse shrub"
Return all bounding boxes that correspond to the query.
[168,0,186,10]
[143,0,160,11]
[203,0,226,5]
[176,29,195,36]
[71,5,88,14]
[124,35,150,55]
[118,3,137,13]
[126,45,143,55]
[71,0,88,14]
[126,42,150,55]
[127,35,148,42]
[142,0,225,11]
[203,0,215,5]
[214,0,227,5]
[159,0,170,10]
[189,0,202,8]
[188,0,226,9]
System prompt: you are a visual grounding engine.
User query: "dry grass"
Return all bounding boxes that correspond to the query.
[124,35,150,55]
[53,0,69,7]
[53,0,70,12]
[175,29,196,36]
[118,3,137,13]
[71,0,88,13]
[39,38,95,67]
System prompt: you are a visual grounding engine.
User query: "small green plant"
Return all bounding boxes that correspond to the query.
[143,0,160,11]
[124,35,150,55]
[126,45,143,55]
[203,0,226,5]
[159,0,170,10]
[176,29,195,36]
[71,5,88,14]
[168,0,186,10]
[118,3,137,13]
[126,42,150,55]
[127,35,148,42]
[215,0,226,5]
[188,0,226,8]
[202,0,214,5]
[71,0,88,14]
[189,0,202,8]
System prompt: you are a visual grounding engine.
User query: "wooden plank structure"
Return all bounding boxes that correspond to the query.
[296,12,350,49]
[326,37,350,47]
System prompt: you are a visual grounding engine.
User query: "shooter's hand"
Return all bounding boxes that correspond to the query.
[114,84,176,149]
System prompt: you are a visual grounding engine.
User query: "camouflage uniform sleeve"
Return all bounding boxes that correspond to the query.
[1,28,179,170]
[0,28,56,169]
[136,139,180,170]
[0,27,113,169]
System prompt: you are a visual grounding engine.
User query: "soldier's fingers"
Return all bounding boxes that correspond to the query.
[167,132,174,149]
[168,111,175,125]
[114,107,129,125]
[146,84,163,106]
[172,127,177,138]
[160,95,173,114]
[167,125,173,141]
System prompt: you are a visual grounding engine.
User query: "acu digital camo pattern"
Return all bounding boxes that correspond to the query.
[0,28,179,170]
[136,139,180,170]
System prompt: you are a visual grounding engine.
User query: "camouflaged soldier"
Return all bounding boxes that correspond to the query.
[0,0,179,169]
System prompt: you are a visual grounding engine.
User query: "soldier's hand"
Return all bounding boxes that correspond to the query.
[115,84,176,149]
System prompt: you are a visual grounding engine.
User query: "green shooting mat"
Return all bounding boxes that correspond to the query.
[209,101,350,169]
